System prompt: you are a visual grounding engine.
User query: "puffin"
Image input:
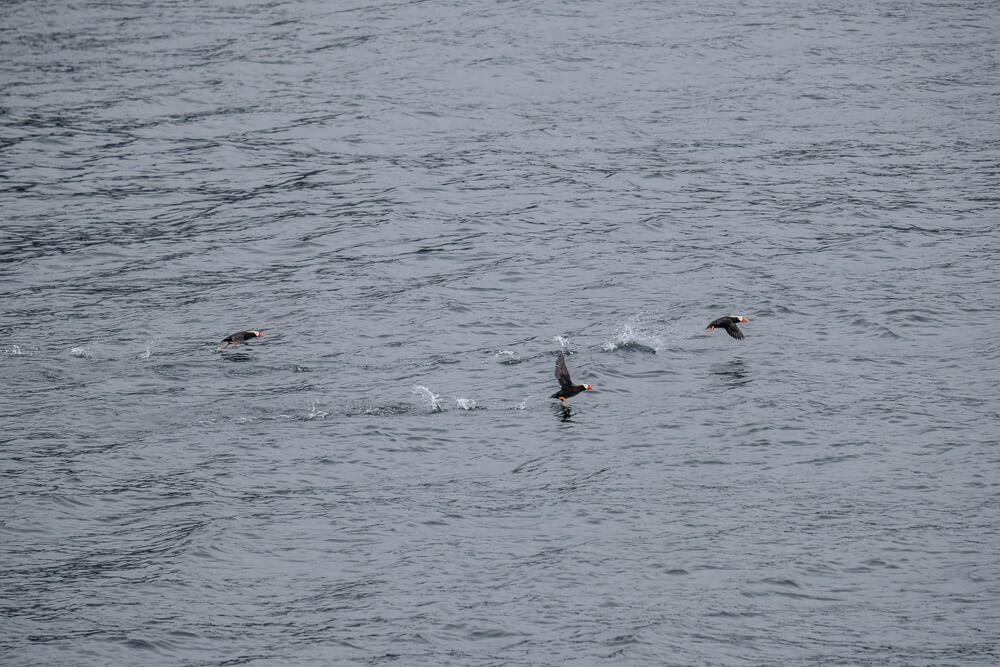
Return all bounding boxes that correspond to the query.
[550,351,593,402]
[705,315,748,340]
[219,330,264,350]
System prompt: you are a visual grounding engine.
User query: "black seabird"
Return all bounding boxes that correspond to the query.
[705,315,748,340]
[219,330,264,350]
[550,351,593,402]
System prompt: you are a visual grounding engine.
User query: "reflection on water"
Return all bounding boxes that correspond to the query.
[711,358,752,389]
[219,352,254,363]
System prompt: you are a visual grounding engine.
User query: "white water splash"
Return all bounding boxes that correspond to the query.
[70,346,93,359]
[553,335,570,350]
[1,344,27,357]
[493,349,520,364]
[513,398,528,410]
[412,385,442,413]
[306,400,328,420]
[602,316,662,353]
[456,398,479,410]
[138,343,152,359]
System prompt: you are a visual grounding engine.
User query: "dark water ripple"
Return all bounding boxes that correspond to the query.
[3,0,999,665]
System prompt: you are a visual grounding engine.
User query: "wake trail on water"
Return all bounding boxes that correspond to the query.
[411,385,535,413]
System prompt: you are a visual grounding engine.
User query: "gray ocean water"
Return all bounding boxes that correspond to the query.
[2,0,999,665]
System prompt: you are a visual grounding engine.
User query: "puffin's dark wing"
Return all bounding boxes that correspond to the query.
[708,316,732,329]
[723,323,744,340]
[221,331,252,347]
[554,352,574,389]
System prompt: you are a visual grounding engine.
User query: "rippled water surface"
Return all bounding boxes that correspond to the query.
[2,0,999,664]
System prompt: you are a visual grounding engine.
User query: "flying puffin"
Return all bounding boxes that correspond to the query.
[705,315,748,340]
[219,330,264,350]
[550,351,593,402]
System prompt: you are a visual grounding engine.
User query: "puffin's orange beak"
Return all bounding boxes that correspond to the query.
[741,317,749,323]
[586,385,594,391]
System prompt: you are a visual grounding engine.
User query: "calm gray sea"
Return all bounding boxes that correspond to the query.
[2,0,999,665]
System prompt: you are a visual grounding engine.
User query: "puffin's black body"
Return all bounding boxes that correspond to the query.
[219,330,264,349]
[550,351,593,401]
[706,315,748,340]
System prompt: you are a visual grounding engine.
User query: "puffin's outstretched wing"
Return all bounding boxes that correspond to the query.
[723,323,744,340]
[554,352,574,389]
